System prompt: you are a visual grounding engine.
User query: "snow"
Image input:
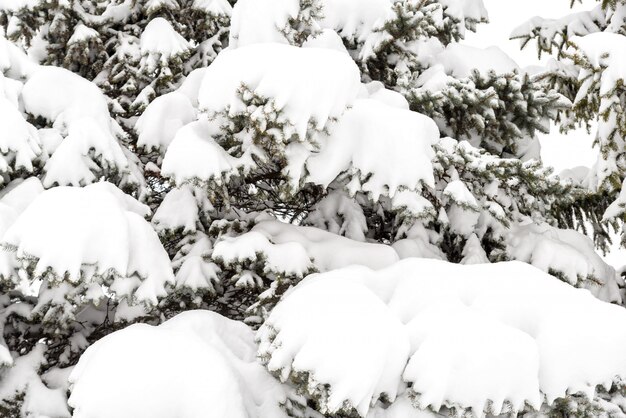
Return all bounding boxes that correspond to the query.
[152,185,213,234]
[429,44,519,78]
[161,120,255,185]
[192,0,232,15]
[211,217,402,277]
[0,345,70,418]
[163,44,437,201]
[1,182,173,305]
[0,97,41,176]
[248,219,400,271]
[259,258,626,417]
[319,0,392,43]
[68,24,99,45]
[0,35,38,78]
[505,220,622,303]
[41,117,131,187]
[572,32,626,97]
[135,91,196,151]
[214,231,314,277]
[230,0,392,48]
[0,177,44,238]
[69,310,288,418]
[510,5,605,51]
[303,98,437,199]
[22,66,112,132]
[140,17,191,69]
[198,43,362,138]
[229,0,303,47]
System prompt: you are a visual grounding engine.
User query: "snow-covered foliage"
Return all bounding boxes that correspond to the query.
[68,311,289,418]
[512,1,626,249]
[67,260,626,418]
[0,0,623,416]
[259,259,626,417]
[0,0,233,118]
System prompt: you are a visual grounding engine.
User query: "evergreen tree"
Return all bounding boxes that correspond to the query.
[0,0,624,417]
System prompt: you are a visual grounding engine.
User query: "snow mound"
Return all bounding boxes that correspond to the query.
[161,119,255,185]
[69,310,288,418]
[0,34,37,78]
[0,182,173,304]
[258,258,626,417]
[198,43,362,138]
[22,66,112,132]
[135,91,196,151]
[0,97,41,178]
[505,220,622,304]
[304,98,437,199]
[429,44,519,78]
[140,17,191,69]
[215,219,399,274]
[229,0,392,47]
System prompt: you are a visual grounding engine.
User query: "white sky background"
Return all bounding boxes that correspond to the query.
[464,0,626,267]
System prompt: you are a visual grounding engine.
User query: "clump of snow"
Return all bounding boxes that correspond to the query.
[304,98,437,199]
[510,6,605,52]
[152,185,213,234]
[0,35,38,78]
[161,120,255,185]
[41,118,131,187]
[140,17,191,70]
[22,66,112,132]
[68,24,100,45]
[18,66,143,188]
[198,43,362,138]
[0,97,41,178]
[135,91,196,152]
[0,182,173,305]
[215,219,399,274]
[163,44,437,201]
[428,44,519,79]
[0,345,70,418]
[69,310,288,418]
[230,0,392,48]
[259,258,626,417]
[192,0,232,15]
[319,0,392,43]
[505,219,622,304]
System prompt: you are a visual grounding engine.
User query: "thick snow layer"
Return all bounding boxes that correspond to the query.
[192,0,232,15]
[161,120,256,185]
[69,310,288,418]
[230,0,392,48]
[428,44,519,78]
[152,185,213,234]
[140,17,191,67]
[198,43,362,138]
[68,24,99,44]
[259,258,626,417]
[1,182,173,304]
[41,117,131,187]
[506,220,622,304]
[0,97,41,176]
[319,0,391,42]
[0,178,44,238]
[304,99,438,199]
[0,345,70,418]
[135,91,196,151]
[215,219,399,274]
[0,35,37,78]
[22,66,112,132]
